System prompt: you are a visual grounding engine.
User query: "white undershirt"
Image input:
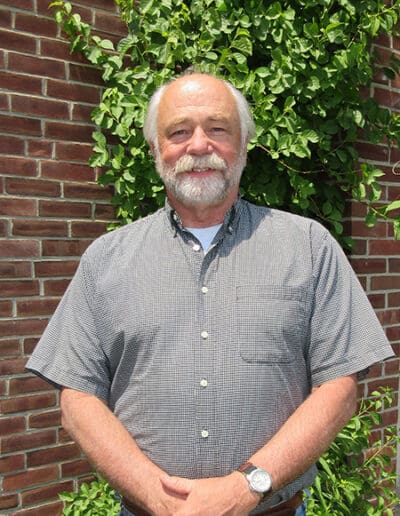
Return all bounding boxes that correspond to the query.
[186,224,222,253]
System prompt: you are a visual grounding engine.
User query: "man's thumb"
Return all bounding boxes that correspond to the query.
[160,475,192,496]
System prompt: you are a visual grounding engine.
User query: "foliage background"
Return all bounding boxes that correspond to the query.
[51,0,400,245]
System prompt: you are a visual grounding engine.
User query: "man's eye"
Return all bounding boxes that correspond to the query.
[211,127,225,132]
[171,129,187,137]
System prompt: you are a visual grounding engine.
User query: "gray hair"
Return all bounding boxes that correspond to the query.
[142,74,255,149]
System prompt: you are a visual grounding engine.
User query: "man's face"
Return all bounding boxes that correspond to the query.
[154,75,246,207]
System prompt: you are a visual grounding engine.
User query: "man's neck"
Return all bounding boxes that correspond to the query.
[167,190,237,228]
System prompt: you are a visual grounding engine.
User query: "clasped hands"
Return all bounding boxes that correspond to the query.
[148,471,260,516]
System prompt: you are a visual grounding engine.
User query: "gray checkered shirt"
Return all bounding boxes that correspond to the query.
[27,198,393,511]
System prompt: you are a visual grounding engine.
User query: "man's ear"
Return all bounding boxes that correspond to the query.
[150,141,156,158]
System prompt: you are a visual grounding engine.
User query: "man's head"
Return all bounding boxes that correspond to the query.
[143,73,255,209]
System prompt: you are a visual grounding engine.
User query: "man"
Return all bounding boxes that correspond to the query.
[27,73,394,515]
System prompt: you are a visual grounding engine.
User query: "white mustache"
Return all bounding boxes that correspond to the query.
[173,153,227,175]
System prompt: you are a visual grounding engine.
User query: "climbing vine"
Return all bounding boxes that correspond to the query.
[50,0,400,244]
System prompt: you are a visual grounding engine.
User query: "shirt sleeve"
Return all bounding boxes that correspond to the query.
[26,246,111,402]
[308,226,394,386]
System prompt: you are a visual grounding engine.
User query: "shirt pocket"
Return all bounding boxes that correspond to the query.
[236,285,308,364]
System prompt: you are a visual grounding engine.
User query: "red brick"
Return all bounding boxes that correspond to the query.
[356,141,389,162]
[47,79,100,104]
[29,409,61,429]
[0,0,33,8]
[0,393,56,416]
[0,416,26,436]
[27,140,53,158]
[12,219,68,237]
[0,299,12,316]
[94,11,126,35]
[0,318,47,338]
[388,291,400,307]
[0,218,8,236]
[0,379,6,395]
[0,135,25,155]
[388,259,400,273]
[376,309,400,325]
[374,87,400,110]
[43,279,71,296]
[0,8,12,27]
[8,53,65,80]
[28,443,81,468]
[42,239,91,257]
[95,203,116,220]
[68,63,103,85]
[0,239,39,258]
[15,13,58,38]
[0,280,39,297]
[366,376,399,396]
[349,239,367,256]
[39,200,91,218]
[0,454,25,474]
[350,258,387,274]
[21,480,74,506]
[0,493,19,511]
[9,375,53,395]
[34,260,79,277]
[369,239,400,255]
[0,357,28,375]
[384,357,399,375]
[55,141,93,162]
[11,500,64,516]
[346,219,387,238]
[17,298,60,317]
[0,339,21,357]
[45,120,93,143]
[41,160,95,182]
[71,221,107,238]
[6,178,60,197]
[64,181,113,200]
[0,156,37,177]
[23,337,39,355]
[367,293,385,309]
[2,464,58,491]
[0,71,41,96]
[0,28,36,53]
[386,325,400,341]
[371,276,400,290]
[0,114,42,136]
[0,198,37,217]
[61,458,92,477]
[40,38,84,62]
[0,261,31,278]
[11,95,69,119]
[72,102,96,122]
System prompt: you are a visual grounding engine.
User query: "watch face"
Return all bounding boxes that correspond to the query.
[250,469,272,493]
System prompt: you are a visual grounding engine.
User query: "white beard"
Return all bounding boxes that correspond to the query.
[155,151,246,206]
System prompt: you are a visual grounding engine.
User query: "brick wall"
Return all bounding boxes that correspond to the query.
[0,2,399,514]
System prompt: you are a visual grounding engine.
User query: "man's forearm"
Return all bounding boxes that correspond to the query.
[60,388,177,513]
[248,374,358,492]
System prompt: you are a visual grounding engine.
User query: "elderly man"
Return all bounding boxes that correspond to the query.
[27,73,393,516]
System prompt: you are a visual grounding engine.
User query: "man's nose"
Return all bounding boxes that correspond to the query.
[186,127,212,155]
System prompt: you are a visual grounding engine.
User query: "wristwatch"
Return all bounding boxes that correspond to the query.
[238,462,272,499]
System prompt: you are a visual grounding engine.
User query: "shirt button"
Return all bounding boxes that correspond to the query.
[201,331,209,339]
[193,244,201,251]
[201,430,209,438]
[201,286,208,294]
[200,379,208,387]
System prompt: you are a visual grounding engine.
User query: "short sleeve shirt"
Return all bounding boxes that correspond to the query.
[26,199,394,511]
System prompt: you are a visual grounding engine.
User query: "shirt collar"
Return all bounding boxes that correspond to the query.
[165,196,243,238]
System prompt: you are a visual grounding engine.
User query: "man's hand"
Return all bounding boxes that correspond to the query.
[159,472,260,516]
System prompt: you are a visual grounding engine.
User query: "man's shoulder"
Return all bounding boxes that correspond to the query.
[83,207,165,260]
[243,200,328,239]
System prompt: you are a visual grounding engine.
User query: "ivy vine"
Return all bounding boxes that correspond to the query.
[50,0,400,245]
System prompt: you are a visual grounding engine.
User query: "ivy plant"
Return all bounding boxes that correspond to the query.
[58,388,399,515]
[49,0,400,244]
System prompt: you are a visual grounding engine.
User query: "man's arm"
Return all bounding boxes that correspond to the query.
[161,374,358,515]
[60,388,186,515]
